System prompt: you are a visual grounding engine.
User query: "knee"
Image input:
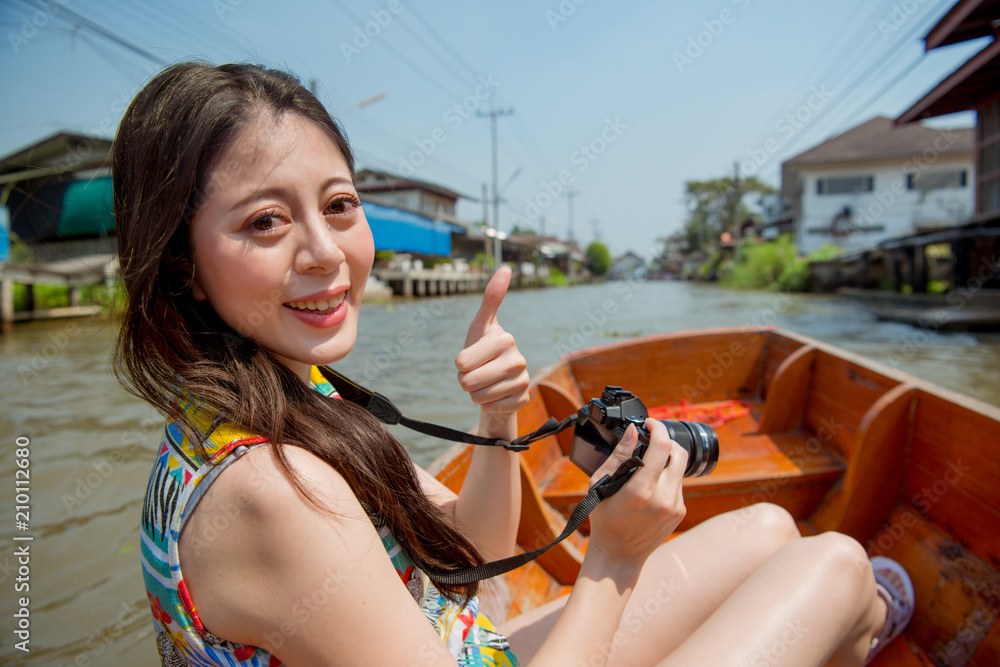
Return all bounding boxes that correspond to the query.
[750,503,800,544]
[805,532,876,601]
[726,502,800,550]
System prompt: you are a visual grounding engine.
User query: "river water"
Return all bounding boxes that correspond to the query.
[2,280,999,666]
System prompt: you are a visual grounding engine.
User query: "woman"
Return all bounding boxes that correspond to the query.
[114,62,912,666]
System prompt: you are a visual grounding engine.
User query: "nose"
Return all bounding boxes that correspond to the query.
[294,216,346,274]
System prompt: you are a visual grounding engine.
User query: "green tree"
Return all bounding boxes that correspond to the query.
[585,241,612,277]
[681,174,775,253]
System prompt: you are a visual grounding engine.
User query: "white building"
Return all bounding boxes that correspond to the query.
[780,117,974,255]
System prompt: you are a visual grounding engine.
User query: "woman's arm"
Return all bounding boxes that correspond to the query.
[448,267,529,560]
[180,423,687,667]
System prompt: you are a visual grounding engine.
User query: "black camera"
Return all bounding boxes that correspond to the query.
[570,386,719,477]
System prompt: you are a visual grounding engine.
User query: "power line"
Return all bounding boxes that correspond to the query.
[757,0,952,181]
[20,0,169,67]
[327,0,464,100]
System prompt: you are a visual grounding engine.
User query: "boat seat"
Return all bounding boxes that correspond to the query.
[538,400,846,532]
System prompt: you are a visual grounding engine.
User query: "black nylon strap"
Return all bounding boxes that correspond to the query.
[424,455,645,585]
[318,365,575,451]
[317,365,640,584]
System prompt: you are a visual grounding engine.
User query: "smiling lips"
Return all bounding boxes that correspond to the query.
[284,292,346,315]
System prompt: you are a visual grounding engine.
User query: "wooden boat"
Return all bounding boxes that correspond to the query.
[431,326,1000,666]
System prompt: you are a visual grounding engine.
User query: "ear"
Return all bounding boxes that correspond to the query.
[176,258,207,301]
[190,273,208,302]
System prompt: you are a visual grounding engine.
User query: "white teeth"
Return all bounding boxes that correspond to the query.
[285,293,346,311]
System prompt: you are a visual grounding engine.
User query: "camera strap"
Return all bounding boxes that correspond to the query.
[317,365,640,584]
[317,365,575,452]
[423,455,644,584]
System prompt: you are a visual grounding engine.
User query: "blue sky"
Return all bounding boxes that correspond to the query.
[0,0,985,257]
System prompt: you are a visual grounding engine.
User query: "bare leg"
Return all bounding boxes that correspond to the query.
[659,532,887,667]
[503,503,804,664]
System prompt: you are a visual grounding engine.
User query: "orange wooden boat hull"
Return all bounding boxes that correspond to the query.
[431,327,1000,666]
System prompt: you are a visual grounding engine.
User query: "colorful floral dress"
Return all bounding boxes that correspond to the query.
[139,367,518,666]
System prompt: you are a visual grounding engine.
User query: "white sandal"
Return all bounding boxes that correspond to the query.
[865,556,915,664]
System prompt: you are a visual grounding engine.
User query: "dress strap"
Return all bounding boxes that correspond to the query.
[179,442,270,534]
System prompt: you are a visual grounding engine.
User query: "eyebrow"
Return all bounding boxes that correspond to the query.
[227,176,355,213]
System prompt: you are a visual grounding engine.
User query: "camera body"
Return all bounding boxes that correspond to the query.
[570,386,719,478]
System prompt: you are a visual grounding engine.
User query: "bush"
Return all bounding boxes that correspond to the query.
[720,236,840,292]
[547,266,568,286]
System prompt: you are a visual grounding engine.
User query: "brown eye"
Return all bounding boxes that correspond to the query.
[327,195,361,216]
[249,215,274,231]
[245,210,282,232]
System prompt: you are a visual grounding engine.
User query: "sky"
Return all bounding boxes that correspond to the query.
[0,0,987,258]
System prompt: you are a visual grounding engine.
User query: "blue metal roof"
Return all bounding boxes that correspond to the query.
[363,201,461,256]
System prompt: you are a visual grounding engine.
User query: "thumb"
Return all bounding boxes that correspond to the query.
[465,266,511,346]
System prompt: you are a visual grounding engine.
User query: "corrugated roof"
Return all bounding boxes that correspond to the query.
[0,131,112,181]
[784,117,973,166]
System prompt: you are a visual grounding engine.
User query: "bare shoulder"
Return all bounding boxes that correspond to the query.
[179,445,453,665]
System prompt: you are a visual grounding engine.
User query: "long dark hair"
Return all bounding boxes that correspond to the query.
[112,61,483,601]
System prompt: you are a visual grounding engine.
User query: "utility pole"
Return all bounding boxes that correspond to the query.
[477,104,514,272]
[564,190,579,285]
[481,183,491,269]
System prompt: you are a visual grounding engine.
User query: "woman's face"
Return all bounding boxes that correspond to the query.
[189,112,374,380]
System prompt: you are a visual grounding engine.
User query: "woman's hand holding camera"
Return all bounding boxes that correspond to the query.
[586,420,688,570]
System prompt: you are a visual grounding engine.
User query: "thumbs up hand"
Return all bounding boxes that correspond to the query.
[455,266,530,419]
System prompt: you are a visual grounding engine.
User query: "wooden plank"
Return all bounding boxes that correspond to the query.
[760,331,807,399]
[515,458,583,585]
[756,345,816,434]
[518,386,562,482]
[869,635,934,666]
[812,384,914,541]
[903,390,1000,567]
[537,381,583,456]
[866,504,1000,665]
[567,330,768,408]
[803,351,899,460]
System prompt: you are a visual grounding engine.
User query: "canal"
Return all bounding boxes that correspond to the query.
[2,279,999,665]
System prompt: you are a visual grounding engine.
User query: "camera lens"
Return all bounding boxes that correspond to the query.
[659,420,719,477]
